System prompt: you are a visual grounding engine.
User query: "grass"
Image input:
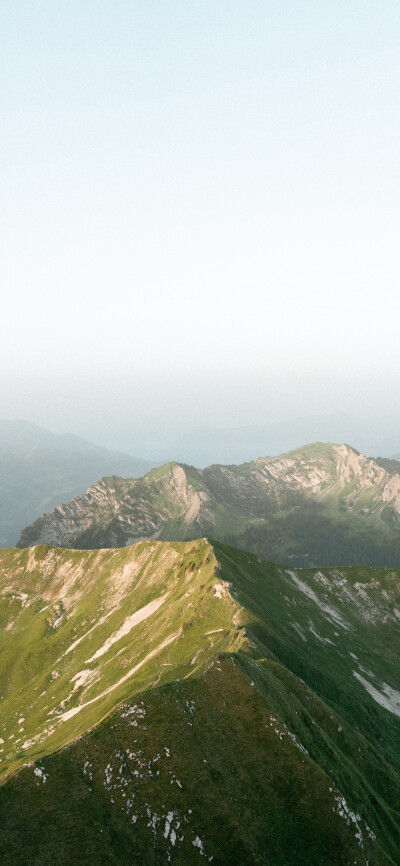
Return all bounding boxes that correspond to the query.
[0,539,399,863]
[0,659,394,865]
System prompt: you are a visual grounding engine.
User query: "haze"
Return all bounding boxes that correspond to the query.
[2,1,399,463]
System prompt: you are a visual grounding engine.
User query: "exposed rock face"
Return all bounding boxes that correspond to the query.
[254,444,400,513]
[18,444,400,566]
[19,463,216,549]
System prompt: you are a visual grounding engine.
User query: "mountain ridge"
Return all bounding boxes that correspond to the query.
[18,442,400,568]
[0,538,399,863]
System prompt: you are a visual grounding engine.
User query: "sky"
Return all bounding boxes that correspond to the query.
[1,1,400,459]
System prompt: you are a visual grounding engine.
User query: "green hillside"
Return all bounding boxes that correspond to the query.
[18,443,400,568]
[0,540,399,863]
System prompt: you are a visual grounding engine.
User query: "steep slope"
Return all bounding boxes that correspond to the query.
[0,419,154,547]
[0,660,392,866]
[0,539,237,780]
[18,463,216,550]
[1,540,400,863]
[19,443,400,568]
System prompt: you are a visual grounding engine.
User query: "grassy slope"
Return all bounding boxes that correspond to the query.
[0,659,392,866]
[0,540,399,863]
[214,542,400,759]
[0,540,241,781]
[214,543,400,862]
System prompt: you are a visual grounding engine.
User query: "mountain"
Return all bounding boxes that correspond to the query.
[19,443,400,568]
[0,419,154,547]
[0,539,399,863]
[115,414,400,467]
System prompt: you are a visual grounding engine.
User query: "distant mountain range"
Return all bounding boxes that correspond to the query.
[1,539,399,863]
[19,442,400,568]
[117,414,400,466]
[0,419,155,547]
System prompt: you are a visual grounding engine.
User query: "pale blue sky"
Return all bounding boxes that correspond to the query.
[1,1,400,453]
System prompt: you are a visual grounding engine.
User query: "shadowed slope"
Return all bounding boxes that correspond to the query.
[0,659,393,866]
